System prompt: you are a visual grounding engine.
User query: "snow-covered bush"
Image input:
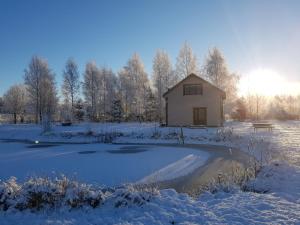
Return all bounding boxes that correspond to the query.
[97,131,123,143]
[213,127,236,142]
[113,184,158,208]
[41,114,52,134]
[244,161,300,198]
[151,125,161,139]
[193,163,256,196]
[164,129,179,140]
[84,125,95,136]
[60,129,123,143]
[0,176,108,211]
[0,177,21,211]
[0,176,159,212]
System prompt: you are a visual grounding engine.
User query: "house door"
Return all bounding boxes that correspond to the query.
[193,107,207,125]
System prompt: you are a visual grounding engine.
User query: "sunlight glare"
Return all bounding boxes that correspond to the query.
[238,69,300,96]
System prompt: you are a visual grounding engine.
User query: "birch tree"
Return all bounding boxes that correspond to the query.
[99,67,118,121]
[152,49,176,122]
[24,56,58,124]
[175,42,198,79]
[118,53,149,121]
[3,84,27,123]
[203,47,239,113]
[118,68,135,120]
[83,62,101,121]
[62,58,80,120]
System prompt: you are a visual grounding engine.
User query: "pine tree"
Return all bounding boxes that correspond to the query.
[111,98,123,123]
[74,99,85,121]
[144,88,157,122]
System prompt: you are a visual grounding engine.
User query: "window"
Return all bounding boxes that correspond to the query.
[183,84,203,95]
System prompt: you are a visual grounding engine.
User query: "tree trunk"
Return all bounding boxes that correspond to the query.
[13,113,17,124]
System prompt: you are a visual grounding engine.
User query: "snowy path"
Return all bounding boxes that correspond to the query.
[155,144,251,194]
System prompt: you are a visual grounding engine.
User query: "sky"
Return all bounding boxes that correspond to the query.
[0,0,300,96]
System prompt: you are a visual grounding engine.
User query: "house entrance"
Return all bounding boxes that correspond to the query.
[193,107,207,125]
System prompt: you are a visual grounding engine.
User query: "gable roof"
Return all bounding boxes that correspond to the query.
[163,73,226,98]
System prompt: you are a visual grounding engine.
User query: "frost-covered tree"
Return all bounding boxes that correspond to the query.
[83,62,101,121]
[175,42,198,79]
[62,58,80,120]
[3,84,28,123]
[118,69,134,120]
[152,50,176,122]
[203,47,239,113]
[24,56,58,124]
[99,67,118,121]
[83,62,117,121]
[118,53,149,121]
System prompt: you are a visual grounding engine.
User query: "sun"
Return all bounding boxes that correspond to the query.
[238,69,298,97]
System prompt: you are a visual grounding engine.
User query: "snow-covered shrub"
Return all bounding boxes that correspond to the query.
[244,136,277,179]
[0,176,108,211]
[193,162,256,196]
[0,176,159,212]
[97,131,123,143]
[213,127,235,142]
[244,161,300,197]
[151,125,161,139]
[135,132,145,139]
[113,184,158,208]
[85,125,96,136]
[64,182,105,208]
[60,129,123,143]
[41,114,52,134]
[0,177,21,211]
[164,129,179,140]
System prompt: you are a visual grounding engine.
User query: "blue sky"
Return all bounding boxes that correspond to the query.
[0,0,300,96]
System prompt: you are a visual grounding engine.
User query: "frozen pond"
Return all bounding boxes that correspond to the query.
[0,142,209,186]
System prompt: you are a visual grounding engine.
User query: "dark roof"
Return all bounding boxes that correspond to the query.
[163,73,226,98]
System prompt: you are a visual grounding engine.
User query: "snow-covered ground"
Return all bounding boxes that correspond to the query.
[1,188,299,225]
[0,121,300,224]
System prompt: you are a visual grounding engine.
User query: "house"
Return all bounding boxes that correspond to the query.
[163,73,226,127]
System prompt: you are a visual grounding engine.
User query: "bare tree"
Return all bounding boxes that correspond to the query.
[24,56,58,124]
[3,84,27,123]
[152,49,176,123]
[62,58,80,120]
[175,42,198,79]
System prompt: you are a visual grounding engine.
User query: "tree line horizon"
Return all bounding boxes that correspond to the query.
[0,42,299,124]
